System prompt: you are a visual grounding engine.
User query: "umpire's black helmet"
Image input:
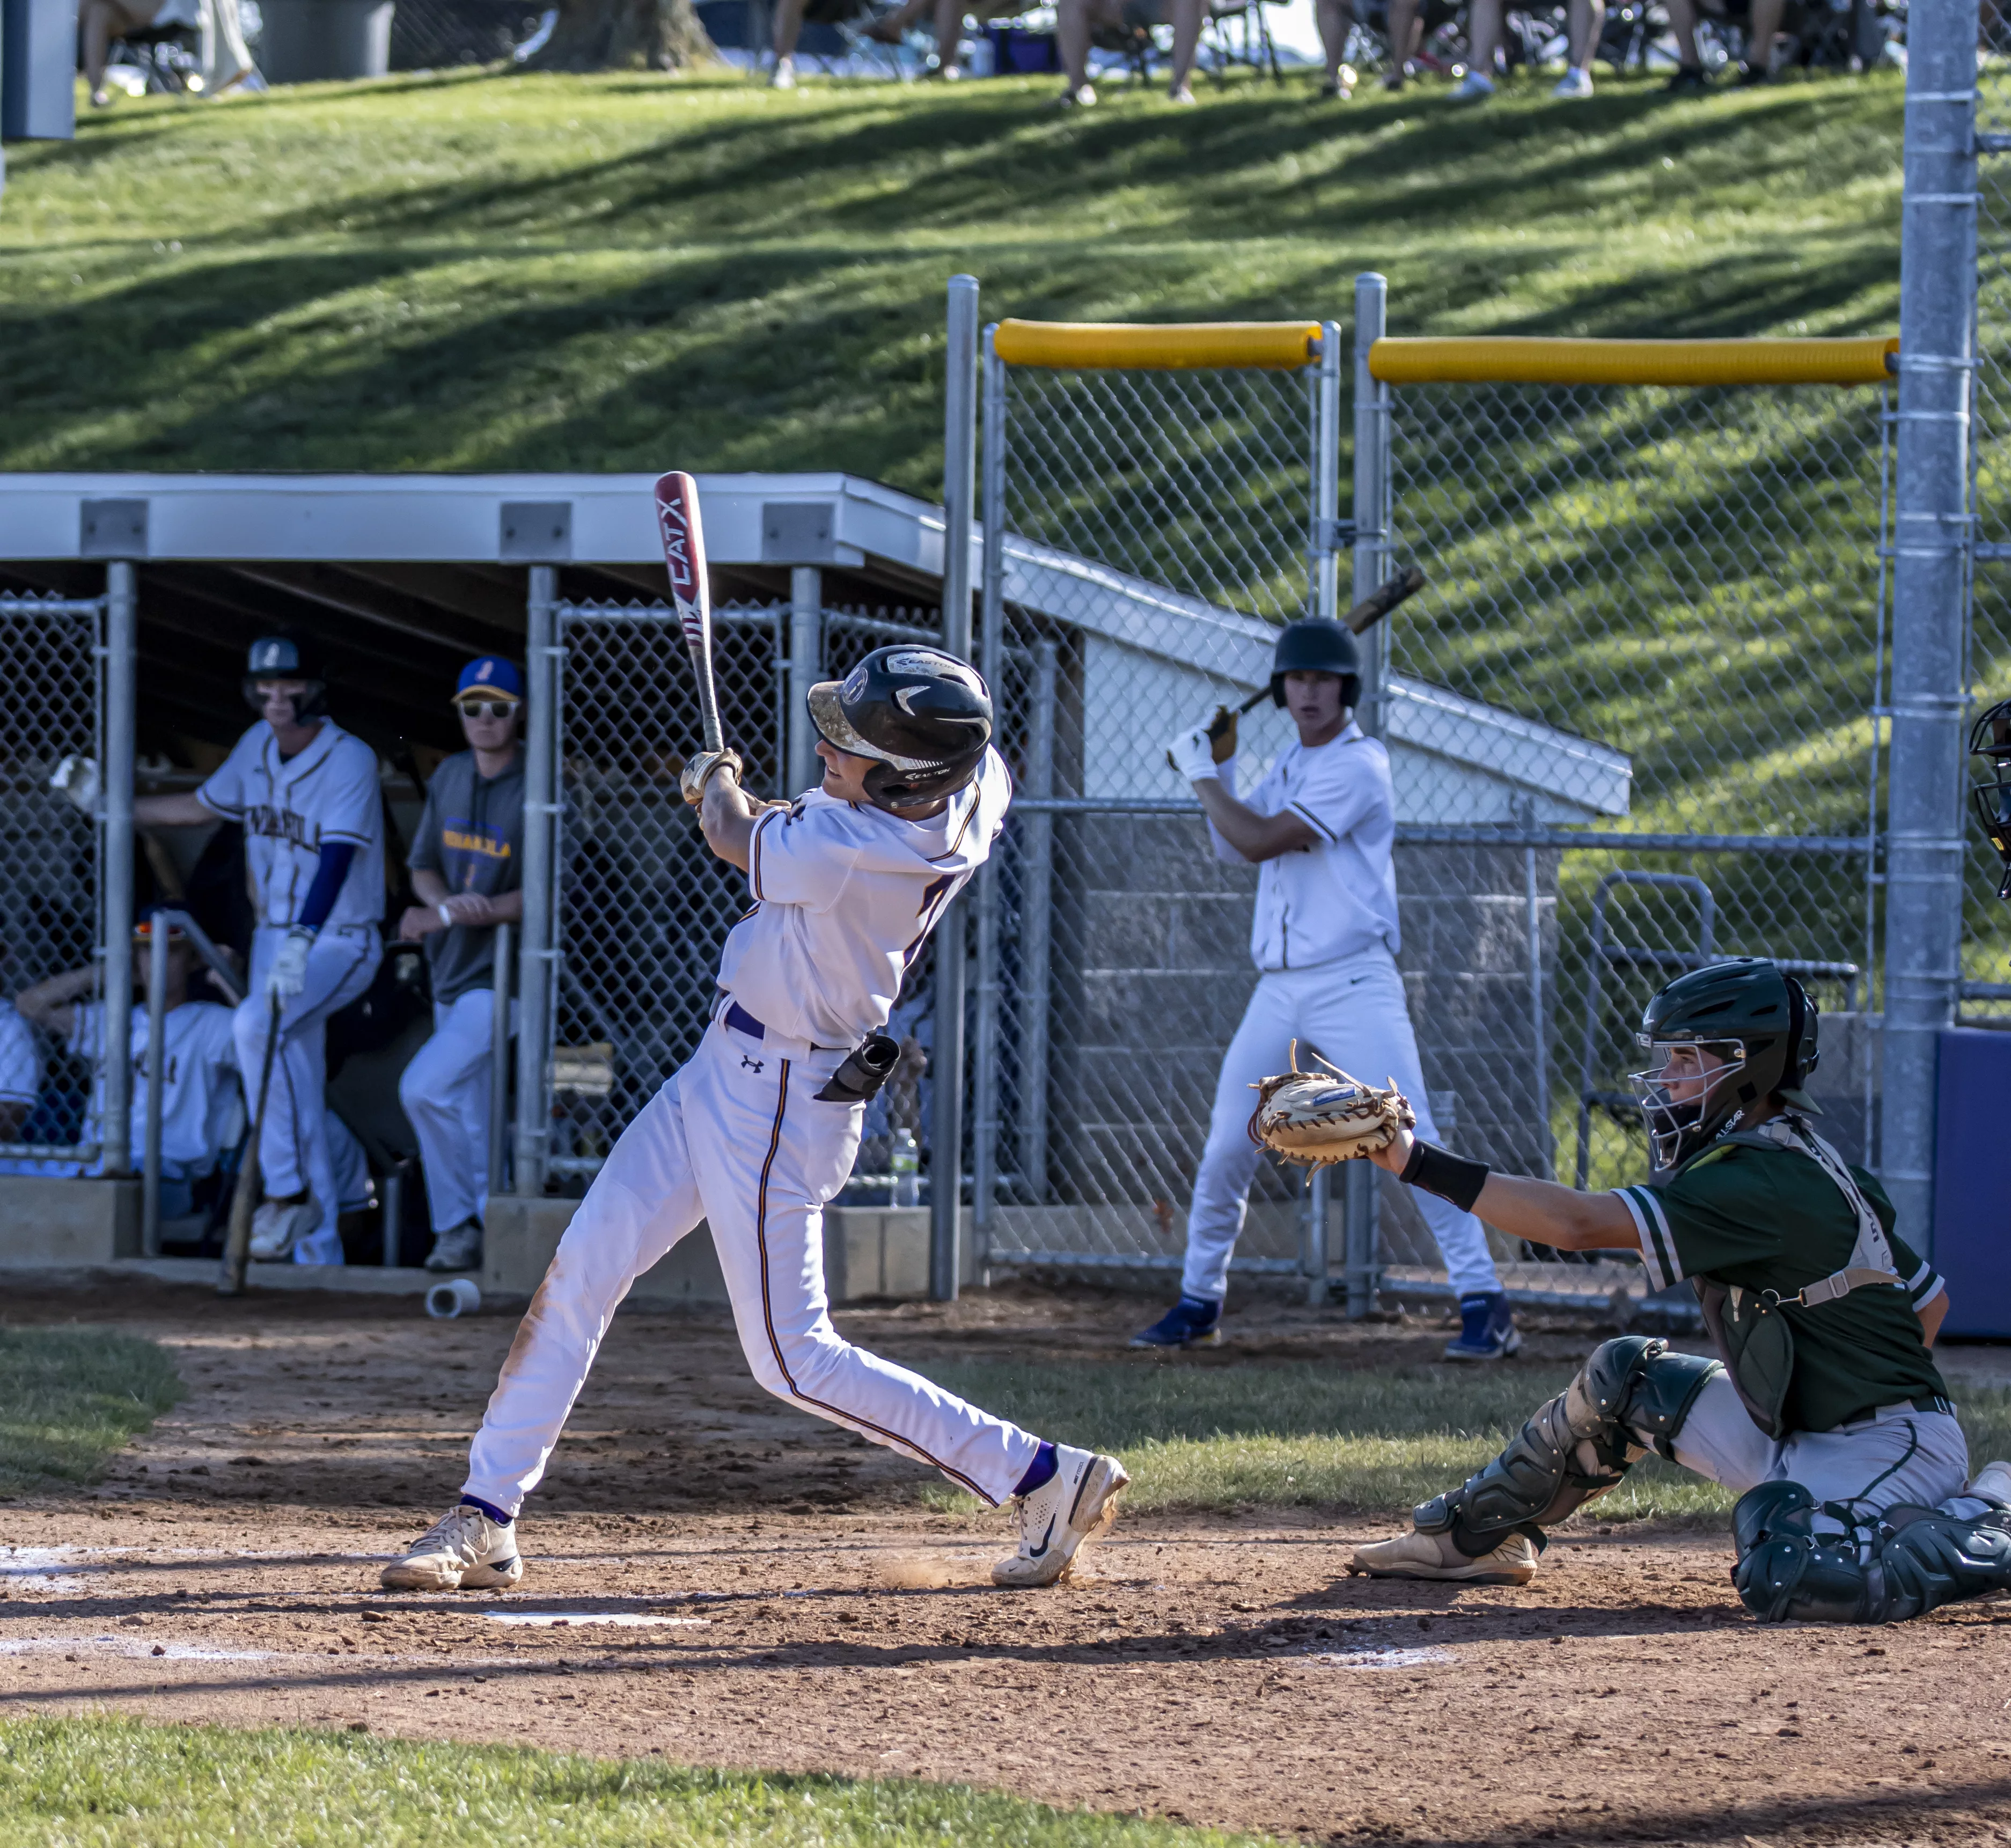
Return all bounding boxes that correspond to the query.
[808,645,993,813]
[1971,695,2011,900]
[242,632,329,721]
[1269,619,1361,712]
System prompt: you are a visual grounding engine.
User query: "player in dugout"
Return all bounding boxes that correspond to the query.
[1144,616,1517,1359]
[393,657,525,1274]
[1348,956,2011,1625]
[59,634,387,1265]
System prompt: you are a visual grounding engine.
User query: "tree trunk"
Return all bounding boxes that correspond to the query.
[527,0,716,71]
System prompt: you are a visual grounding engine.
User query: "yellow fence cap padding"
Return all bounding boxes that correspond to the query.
[994,320,1324,371]
[1367,335,1899,388]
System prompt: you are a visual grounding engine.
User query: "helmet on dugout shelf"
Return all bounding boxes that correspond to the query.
[806,645,993,813]
[1269,619,1361,712]
[1971,696,2011,901]
[1630,958,1819,1172]
[241,632,328,723]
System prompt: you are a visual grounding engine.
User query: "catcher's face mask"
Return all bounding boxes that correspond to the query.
[1630,1037,1746,1170]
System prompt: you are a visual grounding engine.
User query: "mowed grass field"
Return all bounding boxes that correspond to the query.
[0,1326,182,1498]
[0,67,1904,481]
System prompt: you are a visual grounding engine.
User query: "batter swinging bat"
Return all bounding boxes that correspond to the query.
[654,470,725,757]
[218,991,283,1298]
[1222,565,1427,726]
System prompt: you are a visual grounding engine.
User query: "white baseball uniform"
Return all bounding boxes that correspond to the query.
[199,719,385,1265]
[1182,721,1502,1304]
[462,749,1044,1517]
[66,999,240,1177]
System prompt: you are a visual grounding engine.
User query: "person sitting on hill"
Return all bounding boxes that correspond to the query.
[1054,0,1206,106]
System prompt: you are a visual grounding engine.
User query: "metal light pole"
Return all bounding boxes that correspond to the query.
[1880,4,1979,1253]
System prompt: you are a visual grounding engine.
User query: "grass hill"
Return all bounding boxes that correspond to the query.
[0,65,1903,484]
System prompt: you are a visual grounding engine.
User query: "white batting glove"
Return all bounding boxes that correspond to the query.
[1164,725,1220,784]
[680,747,743,808]
[50,755,102,817]
[267,926,314,1001]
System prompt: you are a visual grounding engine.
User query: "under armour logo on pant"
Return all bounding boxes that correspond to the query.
[741,1055,765,1073]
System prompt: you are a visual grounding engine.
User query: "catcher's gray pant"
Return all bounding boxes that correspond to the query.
[233,923,381,1266]
[1668,1373,1971,1515]
[462,1006,1043,1518]
[1182,950,1500,1303]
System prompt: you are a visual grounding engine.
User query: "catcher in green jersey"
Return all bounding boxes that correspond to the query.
[1348,957,2011,1625]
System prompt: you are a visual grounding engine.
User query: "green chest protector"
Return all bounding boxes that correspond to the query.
[1672,1114,1906,1441]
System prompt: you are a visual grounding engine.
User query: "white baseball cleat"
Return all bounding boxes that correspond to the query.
[1346,1525,1537,1586]
[992,1445,1128,1588]
[380,1504,524,1592]
[247,1195,318,1262]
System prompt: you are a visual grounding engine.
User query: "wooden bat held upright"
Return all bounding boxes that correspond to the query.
[653,470,725,756]
[218,990,283,1297]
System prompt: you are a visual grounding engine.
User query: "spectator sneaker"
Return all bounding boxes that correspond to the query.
[1665,62,1708,92]
[1347,1526,1538,1585]
[1320,65,1356,98]
[425,1220,482,1272]
[1057,82,1097,106]
[992,1446,1129,1588]
[1129,1294,1223,1349]
[381,1504,524,1592]
[1450,70,1495,100]
[1735,61,1770,85]
[1443,1291,1521,1361]
[1551,65,1592,97]
[769,54,796,88]
[1381,62,1411,90]
[248,1194,317,1262]
[1167,82,1196,104]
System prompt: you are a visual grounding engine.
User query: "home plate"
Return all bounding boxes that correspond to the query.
[483,1613,713,1628]
[1309,1646,1455,1669]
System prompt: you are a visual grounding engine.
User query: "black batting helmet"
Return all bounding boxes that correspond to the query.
[1269,619,1361,712]
[1970,695,2011,901]
[808,645,992,813]
[242,632,328,722]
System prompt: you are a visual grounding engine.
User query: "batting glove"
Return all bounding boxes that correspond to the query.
[267,927,314,1001]
[1164,724,1220,784]
[50,754,102,818]
[681,747,743,808]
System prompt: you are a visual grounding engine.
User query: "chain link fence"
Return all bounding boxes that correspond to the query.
[0,593,108,1161]
[967,308,1895,1315]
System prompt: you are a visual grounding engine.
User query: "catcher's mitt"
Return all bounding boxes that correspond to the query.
[1247,1043,1415,1167]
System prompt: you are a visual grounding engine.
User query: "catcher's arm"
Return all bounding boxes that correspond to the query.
[1368,1124,1640,1251]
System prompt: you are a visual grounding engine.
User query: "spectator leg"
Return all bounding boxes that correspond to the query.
[1316,0,1352,80]
[930,0,964,73]
[1382,0,1419,77]
[1466,0,1501,77]
[772,0,806,57]
[1568,0,1603,70]
[1168,0,1202,95]
[80,0,142,101]
[1663,0,1701,63]
[1743,0,1784,69]
[1058,0,1092,90]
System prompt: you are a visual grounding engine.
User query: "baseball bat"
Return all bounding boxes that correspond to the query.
[653,470,724,757]
[218,990,283,1297]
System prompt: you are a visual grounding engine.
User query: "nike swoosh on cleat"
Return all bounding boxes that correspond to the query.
[1026,1515,1056,1558]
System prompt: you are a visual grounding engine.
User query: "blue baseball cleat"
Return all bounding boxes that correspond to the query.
[1443,1291,1522,1362]
[1130,1294,1223,1350]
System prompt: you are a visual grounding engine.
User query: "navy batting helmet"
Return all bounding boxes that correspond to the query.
[243,632,328,722]
[1269,619,1361,712]
[808,645,992,813]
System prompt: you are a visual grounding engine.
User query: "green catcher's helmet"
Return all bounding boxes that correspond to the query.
[1630,957,1819,1170]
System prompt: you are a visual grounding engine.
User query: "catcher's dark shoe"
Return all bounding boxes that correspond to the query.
[1131,1295,1223,1350]
[1443,1291,1521,1362]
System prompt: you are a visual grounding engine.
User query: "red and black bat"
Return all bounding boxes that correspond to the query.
[653,470,724,756]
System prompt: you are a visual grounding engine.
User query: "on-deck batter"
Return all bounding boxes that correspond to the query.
[1136,616,1513,1359]
[384,645,1126,1594]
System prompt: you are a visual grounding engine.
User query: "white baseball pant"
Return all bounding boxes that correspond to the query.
[1183,947,1501,1304]
[233,923,381,1266]
[463,1005,1043,1517]
[400,990,517,1233]
[1660,1373,1972,1515]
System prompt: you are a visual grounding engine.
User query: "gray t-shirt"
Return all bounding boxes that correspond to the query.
[409,748,526,1005]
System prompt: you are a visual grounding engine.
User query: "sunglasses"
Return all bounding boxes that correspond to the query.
[456,698,518,721]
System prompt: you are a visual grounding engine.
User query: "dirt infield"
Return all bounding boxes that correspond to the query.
[1,1278,2008,1846]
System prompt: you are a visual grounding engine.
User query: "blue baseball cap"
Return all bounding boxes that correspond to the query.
[454,657,523,703]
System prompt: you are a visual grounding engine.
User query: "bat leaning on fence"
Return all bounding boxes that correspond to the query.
[218,990,283,1297]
